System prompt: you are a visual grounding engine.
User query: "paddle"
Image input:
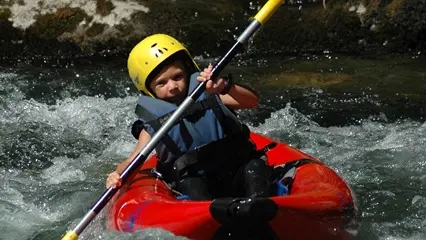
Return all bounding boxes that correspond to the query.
[61,0,285,239]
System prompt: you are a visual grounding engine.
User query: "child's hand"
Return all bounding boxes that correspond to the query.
[106,171,122,188]
[197,64,225,94]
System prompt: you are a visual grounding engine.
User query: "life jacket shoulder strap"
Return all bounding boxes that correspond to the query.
[134,104,183,157]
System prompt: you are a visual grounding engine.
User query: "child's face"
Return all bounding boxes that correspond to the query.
[149,61,187,104]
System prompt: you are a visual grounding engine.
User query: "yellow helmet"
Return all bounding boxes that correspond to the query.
[127,34,199,97]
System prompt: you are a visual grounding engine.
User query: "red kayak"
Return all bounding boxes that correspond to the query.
[107,132,360,239]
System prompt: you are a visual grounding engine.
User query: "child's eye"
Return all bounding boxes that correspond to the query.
[173,74,184,81]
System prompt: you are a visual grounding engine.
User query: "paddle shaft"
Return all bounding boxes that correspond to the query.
[61,0,284,239]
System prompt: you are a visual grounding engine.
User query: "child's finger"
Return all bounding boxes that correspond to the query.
[200,71,209,78]
[206,80,213,89]
[215,78,224,86]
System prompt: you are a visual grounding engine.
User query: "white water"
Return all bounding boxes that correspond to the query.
[1,60,426,239]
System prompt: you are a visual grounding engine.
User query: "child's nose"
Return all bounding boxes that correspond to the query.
[169,82,178,91]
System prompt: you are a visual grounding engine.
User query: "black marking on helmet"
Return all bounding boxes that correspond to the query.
[151,43,157,48]
[155,53,158,58]
[163,48,168,51]
[145,62,148,65]
[134,75,140,84]
[158,49,163,54]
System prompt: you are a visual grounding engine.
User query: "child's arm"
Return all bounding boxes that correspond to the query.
[219,83,259,109]
[197,64,259,109]
[106,129,151,188]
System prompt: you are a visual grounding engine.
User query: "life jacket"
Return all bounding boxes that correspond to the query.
[133,72,248,179]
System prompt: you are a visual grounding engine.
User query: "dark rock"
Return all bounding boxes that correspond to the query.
[0,0,424,60]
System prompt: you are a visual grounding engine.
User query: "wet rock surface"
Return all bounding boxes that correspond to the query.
[0,0,424,60]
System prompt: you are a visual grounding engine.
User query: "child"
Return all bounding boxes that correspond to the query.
[106,34,271,200]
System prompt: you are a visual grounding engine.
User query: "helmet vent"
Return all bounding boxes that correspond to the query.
[158,49,163,54]
[151,43,157,48]
[145,62,148,65]
[163,48,168,51]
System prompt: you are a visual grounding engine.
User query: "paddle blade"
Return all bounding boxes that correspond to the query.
[61,231,78,240]
[254,0,285,25]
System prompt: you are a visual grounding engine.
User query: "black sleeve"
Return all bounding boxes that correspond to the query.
[131,120,145,140]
